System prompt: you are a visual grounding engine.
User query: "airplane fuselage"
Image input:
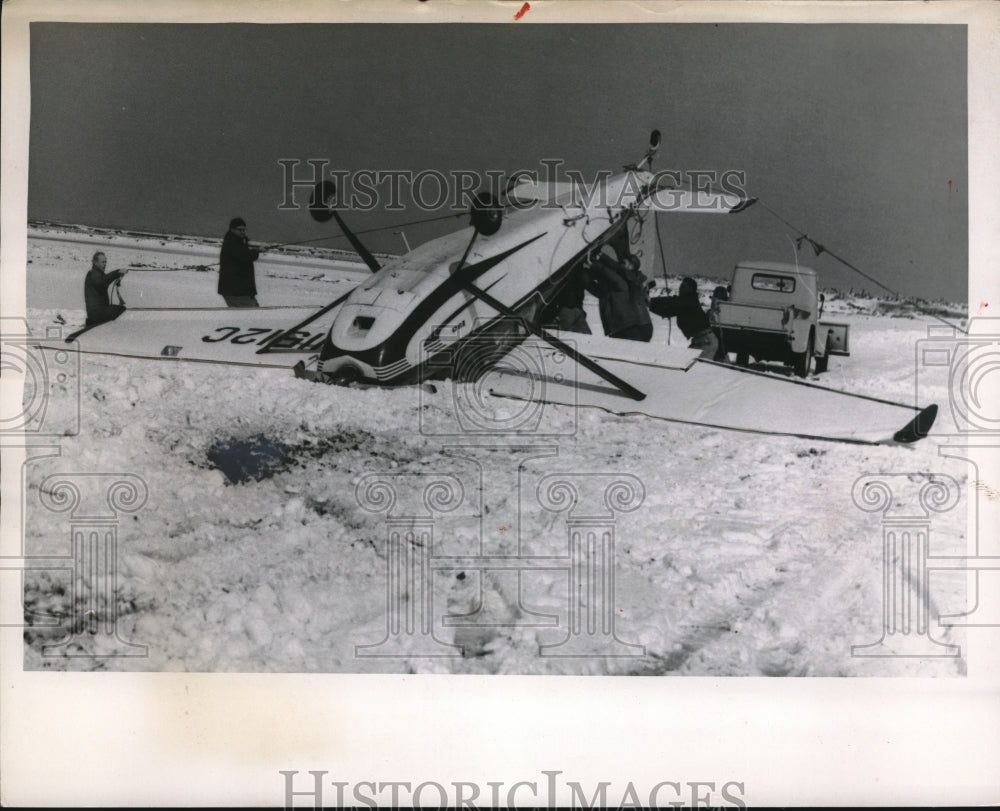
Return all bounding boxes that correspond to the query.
[315,170,655,385]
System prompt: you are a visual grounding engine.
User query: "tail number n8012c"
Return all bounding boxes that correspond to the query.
[201,326,326,350]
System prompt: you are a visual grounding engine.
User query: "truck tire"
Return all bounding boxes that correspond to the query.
[792,333,814,378]
[814,337,832,374]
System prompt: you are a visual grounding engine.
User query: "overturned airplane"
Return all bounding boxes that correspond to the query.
[46,131,937,445]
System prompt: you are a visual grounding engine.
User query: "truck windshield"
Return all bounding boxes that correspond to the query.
[751,273,796,293]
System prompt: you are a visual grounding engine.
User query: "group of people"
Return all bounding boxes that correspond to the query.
[83,216,261,326]
[547,228,721,359]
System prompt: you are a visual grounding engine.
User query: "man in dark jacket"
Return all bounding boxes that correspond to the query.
[584,248,653,342]
[649,277,719,359]
[84,252,128,326]
[218,217,260,307]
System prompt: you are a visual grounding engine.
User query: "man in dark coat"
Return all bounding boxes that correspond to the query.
[84,252,128,326]
[218,217,260,307]
[649,277,719,359]
[585,249,653,342]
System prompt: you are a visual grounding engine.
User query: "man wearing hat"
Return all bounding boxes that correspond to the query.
[218,217,260,307]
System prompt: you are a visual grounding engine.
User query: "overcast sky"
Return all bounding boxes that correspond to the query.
[27,23,967,300]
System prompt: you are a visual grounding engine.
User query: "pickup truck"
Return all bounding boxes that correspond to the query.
[711,261,849,377]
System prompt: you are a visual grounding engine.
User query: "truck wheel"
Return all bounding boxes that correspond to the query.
[736,351,749,367]
[792,334,814,378]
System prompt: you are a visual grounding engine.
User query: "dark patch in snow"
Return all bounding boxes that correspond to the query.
[204,429,404,484]
[206,435,294,484]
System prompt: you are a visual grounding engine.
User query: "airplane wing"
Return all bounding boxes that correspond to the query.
[505,180,582,207]
[649,186,756,214]
[487,333,935,445]
[38,306,342,368]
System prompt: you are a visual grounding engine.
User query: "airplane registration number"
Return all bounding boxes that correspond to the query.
[201,326,327,351]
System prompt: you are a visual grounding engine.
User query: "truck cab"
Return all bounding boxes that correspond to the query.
[712,261,849,376]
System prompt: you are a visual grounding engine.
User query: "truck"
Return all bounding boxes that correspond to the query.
[711,261,850,377]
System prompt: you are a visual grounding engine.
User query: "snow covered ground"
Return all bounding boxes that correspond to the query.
[17,225,973,676]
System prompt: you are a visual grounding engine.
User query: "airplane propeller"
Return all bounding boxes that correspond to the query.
[639,128,661,170]
[309,179,382,273]
[628,129,662,172]
[468,190,503,236]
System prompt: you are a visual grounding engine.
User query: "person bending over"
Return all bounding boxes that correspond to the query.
[649,277,719,359]
[585,249,653,342]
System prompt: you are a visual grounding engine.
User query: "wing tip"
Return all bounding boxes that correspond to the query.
[729,197,758,214]
[893,403,938,444]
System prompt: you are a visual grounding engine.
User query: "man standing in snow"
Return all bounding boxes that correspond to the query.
[83,251,128,326]
[218,217,260,307]
[649,277,720,359]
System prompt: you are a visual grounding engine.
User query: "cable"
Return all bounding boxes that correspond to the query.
[110,277,125,306]
[654,209,669,289]
[756,199,968,335]
[648,210,673,345]
[122,210,467,274]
